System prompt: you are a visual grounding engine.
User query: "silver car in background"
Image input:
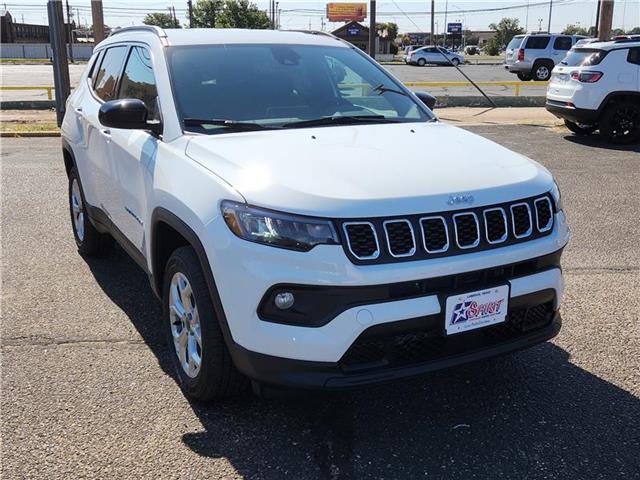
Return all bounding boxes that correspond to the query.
[407,46,465,66]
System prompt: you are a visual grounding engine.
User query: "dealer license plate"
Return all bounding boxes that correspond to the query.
[445,285,509,336]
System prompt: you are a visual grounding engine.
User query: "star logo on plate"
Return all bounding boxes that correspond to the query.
[451,301,472,324]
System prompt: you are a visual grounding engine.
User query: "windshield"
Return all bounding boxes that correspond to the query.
[507,36,524,50]
[560,49,607,66]
[167,44,432,133]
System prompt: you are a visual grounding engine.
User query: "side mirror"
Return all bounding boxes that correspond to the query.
[99,99,161,134]
[415,91,437,110]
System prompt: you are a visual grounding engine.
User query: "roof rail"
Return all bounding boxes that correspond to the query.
[285,29,340,40]
[108,25,168,39]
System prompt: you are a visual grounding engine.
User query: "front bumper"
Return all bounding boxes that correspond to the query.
[545,100,599,124]
[203,210,569,364]
[231,292,562,390]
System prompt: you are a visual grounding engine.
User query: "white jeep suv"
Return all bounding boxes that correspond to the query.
[546,39,640,143]
[61,27,570,399]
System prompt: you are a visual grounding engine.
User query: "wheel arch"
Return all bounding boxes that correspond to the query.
[150,207,237,351]
[61,139,76,177]
[598,91,640,113]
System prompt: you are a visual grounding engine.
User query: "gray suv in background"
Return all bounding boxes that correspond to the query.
[504,33,586,81]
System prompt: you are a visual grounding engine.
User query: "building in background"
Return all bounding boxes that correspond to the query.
[1,9,73,43]
[332,21,392,55]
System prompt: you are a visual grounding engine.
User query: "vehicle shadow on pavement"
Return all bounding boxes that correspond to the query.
[84,247,640,480]
[563,135,640,153]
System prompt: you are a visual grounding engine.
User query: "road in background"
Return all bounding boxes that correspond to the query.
[0,63,546,101]
[2,128,638,479]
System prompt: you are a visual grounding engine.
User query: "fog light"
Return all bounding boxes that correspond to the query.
[274,292,295,310]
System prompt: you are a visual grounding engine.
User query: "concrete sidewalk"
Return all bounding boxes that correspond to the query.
[0,107,562,136]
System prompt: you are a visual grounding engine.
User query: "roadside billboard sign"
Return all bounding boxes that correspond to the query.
[326,3,367,22]
[447,22,463,34]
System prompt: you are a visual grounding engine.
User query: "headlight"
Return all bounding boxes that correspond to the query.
[551,182,563,212]
[221,201,339,251]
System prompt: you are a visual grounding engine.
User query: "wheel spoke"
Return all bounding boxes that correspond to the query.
[168,271,201,378]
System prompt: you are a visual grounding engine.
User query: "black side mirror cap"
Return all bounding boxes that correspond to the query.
[99,99,162,134]
[415,91,437,110]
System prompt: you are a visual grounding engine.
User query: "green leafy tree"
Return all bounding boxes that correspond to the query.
[488,17,525,48]
[612,28,626,36]
[217,0,271,29]
[375,22,398,42]
[484,36,501,56]
[143,12,180,28]
[562,24,588,36]
[628,27,640,34]
[193,0,271,29]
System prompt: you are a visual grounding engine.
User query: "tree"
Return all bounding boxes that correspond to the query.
[562,24,588,36]
[488,17,525,48]
[193,0,271,29]
[484,36,501,56]
[143,12,180,28]
[218,0,271,29]
[628,27,640,34]
[375,22,398,42]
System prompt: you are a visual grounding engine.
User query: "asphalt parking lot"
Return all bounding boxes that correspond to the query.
[1,126,639,479]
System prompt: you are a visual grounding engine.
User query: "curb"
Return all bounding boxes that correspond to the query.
[1,100,56,110]
[1,131,60,137]
[435,96,545,108]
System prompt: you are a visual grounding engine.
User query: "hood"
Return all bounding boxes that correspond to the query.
[185,122,554,218]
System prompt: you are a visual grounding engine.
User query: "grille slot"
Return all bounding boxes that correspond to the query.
[343,222,379,260]
[383,220,416,257]
[420,216,449,253]
[511,203,533,238]
[484,208,508,244]
[534,197,553,232]
[453,213,480,249]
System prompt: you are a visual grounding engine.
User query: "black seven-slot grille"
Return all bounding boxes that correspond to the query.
[339,194,555,264]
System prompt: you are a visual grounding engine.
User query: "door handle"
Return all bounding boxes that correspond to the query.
[100,129,112,141]
[74,107,83,113]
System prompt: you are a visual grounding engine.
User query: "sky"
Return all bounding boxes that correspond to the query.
[4,0,639,34]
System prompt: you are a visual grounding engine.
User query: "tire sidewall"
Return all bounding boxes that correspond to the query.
[162,249,218,397]
[68,168,88,249]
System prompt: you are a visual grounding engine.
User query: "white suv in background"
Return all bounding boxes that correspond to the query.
[61,27,570,400]
[546,39,640,143]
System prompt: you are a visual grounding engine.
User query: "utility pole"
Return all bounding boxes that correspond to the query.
[525,0,530,32]
[66,0,73,62]
[547,0,553,32]
[430,0,435,44]
[443,0,448,47]
[597,0,614,40]
[275,1,279,29]
[91,0,105,43]
[188,0,193,28]
[369,0,376,58]
[47,0,71,127]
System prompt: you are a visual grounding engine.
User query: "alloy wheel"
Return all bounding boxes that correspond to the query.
[70,178,85,241]
[609,106,639,139]
[536,65,550,80]
[169,272,202,378]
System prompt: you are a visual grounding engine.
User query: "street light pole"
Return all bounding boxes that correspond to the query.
[547,0,553,32]
[430,0,435,45]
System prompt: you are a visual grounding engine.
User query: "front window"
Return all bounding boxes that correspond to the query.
[167,44,432,134]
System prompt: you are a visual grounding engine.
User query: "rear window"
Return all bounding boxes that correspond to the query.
[525,36,551,49]
[507,36,524,50]
[560,49,607,66]
[553,37,572,50]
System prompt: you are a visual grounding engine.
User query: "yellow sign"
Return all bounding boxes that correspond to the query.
[326,3,367,22]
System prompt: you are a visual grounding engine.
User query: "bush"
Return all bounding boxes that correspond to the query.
[484,36,500,56]
[390,43,399,55]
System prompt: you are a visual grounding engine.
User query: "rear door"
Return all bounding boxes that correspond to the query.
[83,45,129,214]
[505,36,524,66]
[626,47,640,91]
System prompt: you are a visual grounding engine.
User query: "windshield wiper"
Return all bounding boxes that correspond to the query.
[282,115,398,129]
[183,118,270,132]
[373,84,409,97]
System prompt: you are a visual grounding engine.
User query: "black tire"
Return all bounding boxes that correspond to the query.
[599,102,640,144]
[450,58,460,67]
[68,167,113,256]
[163,246,247,400]
[532,61,553,81]
[517,72,532,81]
[417,58,426,66]
[564,119,596,136]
